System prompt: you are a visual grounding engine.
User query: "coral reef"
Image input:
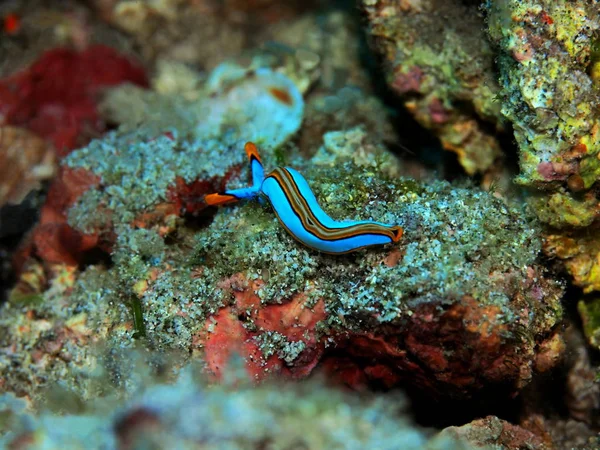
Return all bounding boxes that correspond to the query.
[0,59,304,396]
[1,1,595,448]
[193,164,563,395]
[1,112,563,401]
[0,0,150,302]
[487,0,600,303]
[488,0,600,194]
[15,62,303,267]
[360,0,504,175]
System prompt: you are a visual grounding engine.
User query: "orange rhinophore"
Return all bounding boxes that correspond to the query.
[204,192,240,206]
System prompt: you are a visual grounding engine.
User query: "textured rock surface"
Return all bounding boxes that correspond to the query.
[440,416,553,450]
[360,0,504,175]
[487,0,600,302]
[488,0,600,193]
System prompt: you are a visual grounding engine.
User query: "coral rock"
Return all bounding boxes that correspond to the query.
[187,169,563,396]
[439,416,553,450]
[488,0,600,194]
[360,0,504,175]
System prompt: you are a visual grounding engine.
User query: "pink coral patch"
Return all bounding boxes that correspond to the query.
[392,66,424,94]
[203,308,282,380]
[201,274,326,381]
[428,97,450,125]
[537,161,577,181]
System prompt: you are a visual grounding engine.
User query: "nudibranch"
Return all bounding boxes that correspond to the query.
[205,142,403,254]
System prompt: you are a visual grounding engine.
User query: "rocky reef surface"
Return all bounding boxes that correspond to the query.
[360,0,504,177]
[0,1,598,449]
[2,57,563,398]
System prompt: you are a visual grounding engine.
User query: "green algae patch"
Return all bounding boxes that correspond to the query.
[487,0,600,225]
[8,292,44,307]
[579,297,600,350]
[129,296,146,339]
[529,190,600,229]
